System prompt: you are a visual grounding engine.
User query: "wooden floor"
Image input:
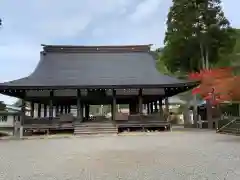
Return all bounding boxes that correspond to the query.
[21,120,170,136]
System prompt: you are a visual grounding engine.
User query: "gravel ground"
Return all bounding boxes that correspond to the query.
[0,128,240,180]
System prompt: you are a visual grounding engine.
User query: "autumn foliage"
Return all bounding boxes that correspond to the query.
[188,67,240,104]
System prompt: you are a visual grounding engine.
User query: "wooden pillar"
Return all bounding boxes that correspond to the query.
[55,105,59,116]
[129,100,138,115]
[82,103,85,118]
[112,89,116,121]
[165,98,169,115]
[85,104,90,120]
[159,98,163,119]
[60,105,64,114]
[183,96,191,127]
[30,102,34,118]
[154,101,158,113]
[193,94,198,127]
[37,103,41,118]
[80,103,84,119]
[68,105,71,113]
[238,104,240,117]
[136,101,139,113]
[21,92,26,125]
[138,89,143,114]
[20,91,26,138]
[44,104,47,117]
[49,90,54,119]
[64,106,68,114]
[207,100,213,129]
[129,101,135,115]
[77,89,83,122]
[147,103,150,114]
[150,102,154,114]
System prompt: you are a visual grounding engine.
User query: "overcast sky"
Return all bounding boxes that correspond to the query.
[0,0,239,104]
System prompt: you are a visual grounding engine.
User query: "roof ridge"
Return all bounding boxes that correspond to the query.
[42,44,152,53]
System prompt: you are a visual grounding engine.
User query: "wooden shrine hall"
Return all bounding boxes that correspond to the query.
[0,45,198,137]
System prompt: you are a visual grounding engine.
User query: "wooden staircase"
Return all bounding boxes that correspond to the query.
[74,121,118,135]
[217,117,240,135]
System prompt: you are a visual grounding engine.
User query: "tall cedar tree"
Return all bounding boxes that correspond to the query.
[162,0,236,74]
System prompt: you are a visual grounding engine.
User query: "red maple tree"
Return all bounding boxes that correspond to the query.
[188,67,240,104]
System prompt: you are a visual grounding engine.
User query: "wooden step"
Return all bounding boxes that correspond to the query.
[74,121,118,135]
[115,120,170,128]
[75,124,115,127]
[74,130,118,135]
[74,131,117,135]
[74,129,117,133]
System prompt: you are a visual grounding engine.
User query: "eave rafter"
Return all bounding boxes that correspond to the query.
[164,85,195,97]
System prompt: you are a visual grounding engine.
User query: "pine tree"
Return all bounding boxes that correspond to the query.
[162,0,236,73]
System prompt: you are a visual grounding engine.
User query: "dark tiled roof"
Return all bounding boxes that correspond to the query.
[0,45,197,89]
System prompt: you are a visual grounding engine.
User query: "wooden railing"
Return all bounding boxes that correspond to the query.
[217,116,240,133]
[23,114,76,125]
[115,112,166,121]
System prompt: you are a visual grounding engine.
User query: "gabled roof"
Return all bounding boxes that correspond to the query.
[0,45,198,89]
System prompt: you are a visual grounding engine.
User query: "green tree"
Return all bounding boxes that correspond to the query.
[162,0,236,74]
[153,48,169,74]
[223,29,240,67]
